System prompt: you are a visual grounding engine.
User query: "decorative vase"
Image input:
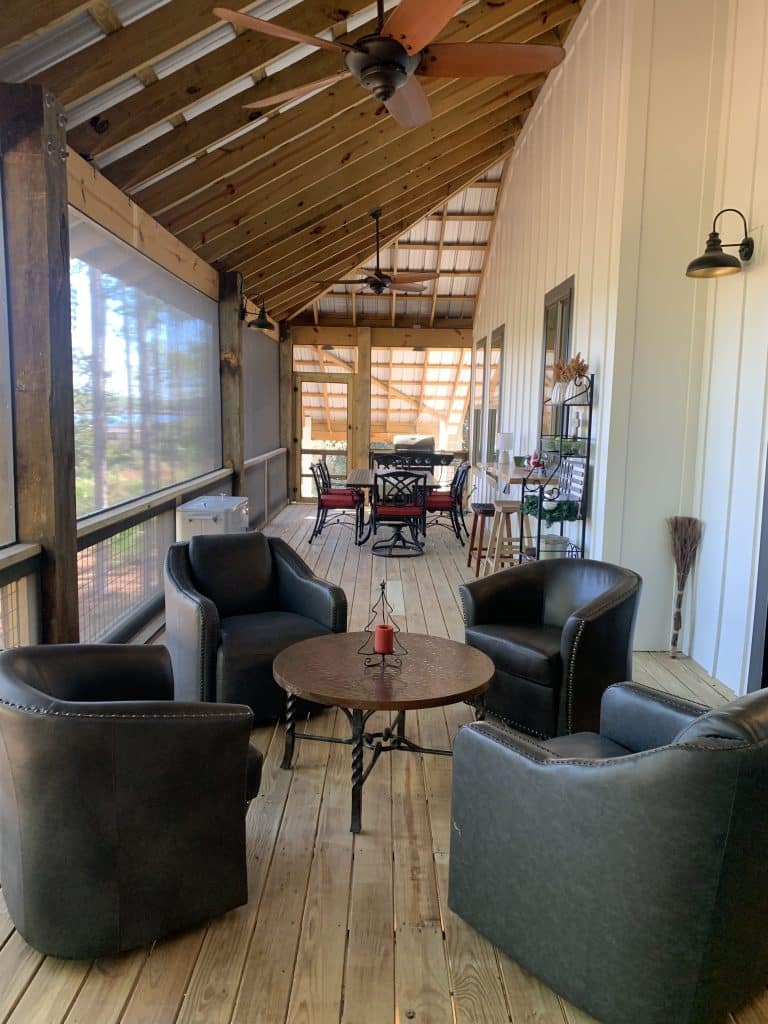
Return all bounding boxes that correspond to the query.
[564,375,590,405]
[550,381,566,406]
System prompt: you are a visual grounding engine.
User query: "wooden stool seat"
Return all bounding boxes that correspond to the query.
[467,503,496,577]
[481,499,520,576]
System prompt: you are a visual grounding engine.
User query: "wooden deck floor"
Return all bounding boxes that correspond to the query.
[0,501,764,1024]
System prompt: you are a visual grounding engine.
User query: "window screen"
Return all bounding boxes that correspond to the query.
[0,190,15,546]
[69,211,222,517]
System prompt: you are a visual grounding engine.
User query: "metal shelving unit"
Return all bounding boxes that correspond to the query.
[520,373,594,560]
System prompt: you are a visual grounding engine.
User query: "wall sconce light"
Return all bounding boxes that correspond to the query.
[250,303,275,331]
[686,208,754,278]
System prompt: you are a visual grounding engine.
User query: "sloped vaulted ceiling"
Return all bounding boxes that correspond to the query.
[0,0,582,324]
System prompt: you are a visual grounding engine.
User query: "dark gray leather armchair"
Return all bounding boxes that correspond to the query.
[164,532,347,725]
[0,644,261,960]
[449,682,768,1024]
[459,558,641,737]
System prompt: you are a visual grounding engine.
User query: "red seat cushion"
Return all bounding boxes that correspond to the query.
[376,503,424,517]
[330,487,362,499]
[427,494,455,510]
[320,494,359,508]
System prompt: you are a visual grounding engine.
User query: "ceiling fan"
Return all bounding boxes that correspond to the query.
[213,0,565,130]
[316,207,438,295]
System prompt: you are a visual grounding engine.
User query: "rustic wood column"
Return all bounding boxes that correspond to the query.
[218,270,245,495]
[279,322,295,499]
[354,326,371,469]
[1,83,78,642]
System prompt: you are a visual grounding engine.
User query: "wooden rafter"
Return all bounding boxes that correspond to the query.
[0,1,90,50]
[430,208,449,328]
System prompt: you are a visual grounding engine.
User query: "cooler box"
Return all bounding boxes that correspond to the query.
[176,495,249,541]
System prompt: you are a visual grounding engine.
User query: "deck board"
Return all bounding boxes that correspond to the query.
[0,502,757,1024]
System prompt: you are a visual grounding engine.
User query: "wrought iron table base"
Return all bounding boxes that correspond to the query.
[281,693,466,833]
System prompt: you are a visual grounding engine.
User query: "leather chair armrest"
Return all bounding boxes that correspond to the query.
[270,537,347,633]
[459,564,545,628]
[164,543,220,702]
[600,682,708,752]
[0,644,174,705]
[558,577,641,734]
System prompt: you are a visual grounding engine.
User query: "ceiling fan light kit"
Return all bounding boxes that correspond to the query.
[214,1,565,130]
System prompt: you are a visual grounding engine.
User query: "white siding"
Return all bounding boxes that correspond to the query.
[477,0,768,691]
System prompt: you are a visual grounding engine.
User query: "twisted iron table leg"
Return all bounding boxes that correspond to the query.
[350,709,364,833]
[281,692,296,769]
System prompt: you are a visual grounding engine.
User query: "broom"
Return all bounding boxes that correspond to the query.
[666,516,703,657]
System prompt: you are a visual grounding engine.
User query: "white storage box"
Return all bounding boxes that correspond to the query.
[176,495,249,542]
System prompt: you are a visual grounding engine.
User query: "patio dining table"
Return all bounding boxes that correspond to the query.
[346,468,440,545]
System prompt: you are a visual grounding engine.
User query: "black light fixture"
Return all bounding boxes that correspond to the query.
[686,208,754,278]
[249,303,275,331]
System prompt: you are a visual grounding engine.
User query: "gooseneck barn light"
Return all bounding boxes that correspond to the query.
[686,208,754,278]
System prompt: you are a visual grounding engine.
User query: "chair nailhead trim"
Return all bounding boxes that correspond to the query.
[0,698,251,721]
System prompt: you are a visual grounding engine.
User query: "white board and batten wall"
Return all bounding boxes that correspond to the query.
[476,0,768,694]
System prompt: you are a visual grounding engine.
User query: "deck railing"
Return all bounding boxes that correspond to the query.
[0,543,42,648]
[76,468,233,643]
[243,448,288,528]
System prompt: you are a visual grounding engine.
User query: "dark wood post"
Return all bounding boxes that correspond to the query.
[0,83,79,642]
[218,270,245,495]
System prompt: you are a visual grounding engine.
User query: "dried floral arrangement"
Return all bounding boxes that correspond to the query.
[568,352,589,379]
[666,515,703,657]
[553,358,570,383]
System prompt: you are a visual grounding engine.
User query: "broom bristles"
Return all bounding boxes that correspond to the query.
[667,516,703,655]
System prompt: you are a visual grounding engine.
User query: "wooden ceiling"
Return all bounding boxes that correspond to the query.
[1,0,582,324]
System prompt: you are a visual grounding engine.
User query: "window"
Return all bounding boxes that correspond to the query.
[541,276,574,441]
[0,189,15,546]
[69,211,221,517]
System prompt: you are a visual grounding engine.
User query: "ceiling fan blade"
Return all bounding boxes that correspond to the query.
[418,42,565,78]
[244,72,352,109]
[316,279,369,286]
[390,271,439,283]
[388,282,427,293]
[382,0,464,55]
[385,76,432,129]
[213,8,355,53]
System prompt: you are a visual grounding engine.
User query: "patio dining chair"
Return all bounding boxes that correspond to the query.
[426,460,470,543]
[370,470,427,557]
[308,462,363,544]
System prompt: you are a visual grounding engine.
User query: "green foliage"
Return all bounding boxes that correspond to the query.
[522,494,580,526]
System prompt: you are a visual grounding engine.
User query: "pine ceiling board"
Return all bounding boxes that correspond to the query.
[250,134,521,314]
[221,118,522,276]
[0,1,92,52]
[178,80,537,253]
[192,94,530,264]
[152,76,536,234]
[66,1,372,159]
[106,0,571,195]
[28,0,241,105]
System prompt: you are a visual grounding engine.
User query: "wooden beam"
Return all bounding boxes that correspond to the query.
[66,2,370,159]
[395,242,489,253]
[0,1,89,51]
[229,113,526,284]
[1,83,79,642]
[291,327,473,348]
[430,209,449,328]
[219,271,245,496]
[251,135,522,313]
[354,328,371,470]
[124,0,575,203]
[67,149,218,300]
[304,316,475,330]
[279,324,294,498]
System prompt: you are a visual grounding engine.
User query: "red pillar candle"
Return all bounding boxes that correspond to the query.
[374,624,395,655]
